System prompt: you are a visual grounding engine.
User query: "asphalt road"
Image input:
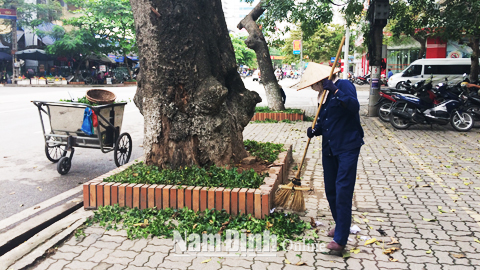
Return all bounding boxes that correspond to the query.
[0,78,369,221]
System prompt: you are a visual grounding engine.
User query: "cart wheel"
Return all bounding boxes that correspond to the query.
[45,139,66,163]
[57,157,71,175]
[114,133,132,167]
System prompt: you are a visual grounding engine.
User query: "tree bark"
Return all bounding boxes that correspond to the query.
[129,0,261,169]
[469,37,479,83]
[413,36,426,59]
[237,1,285,111]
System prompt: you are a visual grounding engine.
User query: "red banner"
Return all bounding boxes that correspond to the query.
[0,9,17,20]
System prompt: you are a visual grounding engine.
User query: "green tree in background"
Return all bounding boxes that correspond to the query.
[64,0,136,77]
[282,25,354,65]
[230,34,257,69]
[437,0,480,82]
[0,0,62,49]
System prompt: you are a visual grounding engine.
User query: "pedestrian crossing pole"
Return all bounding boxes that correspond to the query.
[367,0,389,117]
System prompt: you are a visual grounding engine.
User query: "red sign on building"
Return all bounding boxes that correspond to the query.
[0,9,17,20]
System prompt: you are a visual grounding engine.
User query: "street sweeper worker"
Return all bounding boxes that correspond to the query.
[297,62,364,252]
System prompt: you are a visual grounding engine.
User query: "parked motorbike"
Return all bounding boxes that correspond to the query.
[355,74,370,85]
[375,80,439,122]
[389,80,474,132]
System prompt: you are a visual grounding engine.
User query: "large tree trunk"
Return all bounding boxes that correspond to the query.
[130,0,261,169]
[413,36,426,59]
[469,37,479,83]
[237,1,285,111]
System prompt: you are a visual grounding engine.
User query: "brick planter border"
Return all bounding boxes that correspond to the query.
[123,81,137,85]
[83,145,292,219]
[69,82,85,85]
[251,112,303,121]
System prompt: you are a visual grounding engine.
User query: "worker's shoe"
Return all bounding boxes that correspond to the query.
[327,228,335,237]
[326,240,345,252]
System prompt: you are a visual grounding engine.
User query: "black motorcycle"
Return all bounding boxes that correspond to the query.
[389,80,474,132]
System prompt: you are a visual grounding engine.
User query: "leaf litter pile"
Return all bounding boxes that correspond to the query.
[86,205,312,251]
[104,140,284,189]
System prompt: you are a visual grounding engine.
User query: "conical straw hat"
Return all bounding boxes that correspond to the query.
[296,62,340,90]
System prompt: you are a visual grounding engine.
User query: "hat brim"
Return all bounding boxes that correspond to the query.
[296,62,340,91]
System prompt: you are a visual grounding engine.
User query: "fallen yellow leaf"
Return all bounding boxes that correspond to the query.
[363,218,369,223]
[201,259,211,264]
[474,238,480,244]
[383,247,399,254]
[365,238,377,245]
[296,261,307,266]
[285,259,291,264]
[451,253,466,258]
[402,196,408,199]
[389,257,398,262]
[387,237,399,245]
[354,217,362,224]
[376,218,384,222]
[350,248,361,254]
[426,249,432,254]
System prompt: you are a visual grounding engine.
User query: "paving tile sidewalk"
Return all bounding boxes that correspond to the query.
[29,107,480,270]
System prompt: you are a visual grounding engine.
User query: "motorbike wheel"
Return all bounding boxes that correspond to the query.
[377,101,393,122]
[465,105,480,121]
[389,102,412,130]
[450,110,474,132]
[396,82,406,90]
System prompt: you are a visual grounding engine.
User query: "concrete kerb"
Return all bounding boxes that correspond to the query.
[1,208,93,270]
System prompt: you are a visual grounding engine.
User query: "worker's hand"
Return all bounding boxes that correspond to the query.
[307,127,321,138]
[322,79,338,92]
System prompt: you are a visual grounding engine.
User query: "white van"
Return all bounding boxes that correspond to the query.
[387,58,473,89]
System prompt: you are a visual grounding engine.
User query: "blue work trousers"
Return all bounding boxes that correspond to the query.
[323,147,361,246]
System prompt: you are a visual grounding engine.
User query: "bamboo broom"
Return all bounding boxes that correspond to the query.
[274,36,346,212]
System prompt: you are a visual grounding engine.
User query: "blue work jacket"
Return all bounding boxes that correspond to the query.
[314,79,364,156]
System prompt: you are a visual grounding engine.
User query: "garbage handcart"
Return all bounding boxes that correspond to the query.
[33,100,132,175]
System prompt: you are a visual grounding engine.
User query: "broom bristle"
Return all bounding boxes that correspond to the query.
[274,181,293,208]
[290,188,306,212]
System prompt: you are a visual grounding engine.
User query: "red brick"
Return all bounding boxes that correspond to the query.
[140,185,148,209]
[163,185,172,209]
[111,183,120,206]
[155,185,165,209]
[246,189,255,215]
[126,184,135,208]
[223,189,231,214]
[208,188,215,210]
[177,185,187,209]
[231,188,240,215]
[104,183,112,206]
[200,187,208,211]
[148,184,157,208]
[170,186,177,209]
[118,184,128,207]
[83,184,90,209]
[97,182,105,208]
[262,192,270,218]
[254,190,262,219]
[133,184,141,209]
[215,188,224,211]
[185,186,194,210]
[193,187,201,212]
[90,183,97,209]
[239,188,249,215]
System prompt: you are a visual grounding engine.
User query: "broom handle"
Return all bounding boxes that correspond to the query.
[294,36,346,180]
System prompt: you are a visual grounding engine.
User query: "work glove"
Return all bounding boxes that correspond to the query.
[307,127,321,138]
[322,79,338,92]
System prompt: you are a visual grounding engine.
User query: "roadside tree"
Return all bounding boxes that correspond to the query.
[129,0,261,168]
[237,0,333,111]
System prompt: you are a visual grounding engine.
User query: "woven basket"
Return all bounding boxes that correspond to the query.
[86,89,116,104]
